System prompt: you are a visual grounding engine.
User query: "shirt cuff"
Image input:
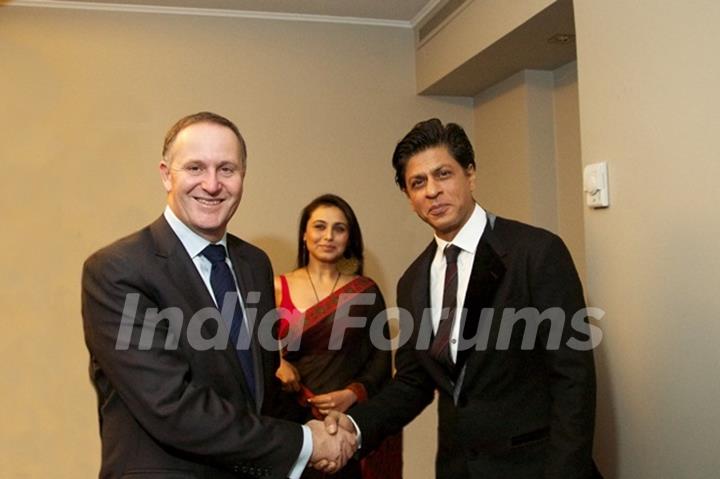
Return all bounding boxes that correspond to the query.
[347,415,363,450]
[288,424,312,479]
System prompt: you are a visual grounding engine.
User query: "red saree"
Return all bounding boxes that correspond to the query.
[278,275,402,479]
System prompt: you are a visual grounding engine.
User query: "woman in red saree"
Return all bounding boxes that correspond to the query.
[274,194,402,479]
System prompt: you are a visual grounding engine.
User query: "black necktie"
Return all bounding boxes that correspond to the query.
[430,244,461,372]
[201,244,256,399]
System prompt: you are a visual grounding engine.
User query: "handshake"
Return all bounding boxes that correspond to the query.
[306,411,358,474]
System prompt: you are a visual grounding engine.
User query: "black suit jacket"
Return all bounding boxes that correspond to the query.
[351,215,599,479]
[82,216,303,479]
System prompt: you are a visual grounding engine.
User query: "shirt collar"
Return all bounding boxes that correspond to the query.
[163,206,227,258]
[434,203,487,255]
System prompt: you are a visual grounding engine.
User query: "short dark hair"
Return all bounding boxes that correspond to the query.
[391,118,475,189]
[297,194,364,275]
[162,111,247,168]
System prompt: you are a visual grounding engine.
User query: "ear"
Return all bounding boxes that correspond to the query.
[159,160,173,193]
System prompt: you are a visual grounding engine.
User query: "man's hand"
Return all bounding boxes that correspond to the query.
[307,418,357,474]
[308,389,357,415]
[309,411,359,473]
[322,410,357,435]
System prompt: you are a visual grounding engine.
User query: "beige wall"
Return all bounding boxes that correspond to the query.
[416,0,555,93]
[474,71,540,222]
[0,6,472,477]
[574,0,720,477]
[552,61,586,282]
[472,65,586,277]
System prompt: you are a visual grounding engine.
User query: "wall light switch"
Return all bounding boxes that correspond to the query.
[583,162,609,208]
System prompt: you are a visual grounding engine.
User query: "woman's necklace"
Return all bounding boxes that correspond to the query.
[305,267,341,303]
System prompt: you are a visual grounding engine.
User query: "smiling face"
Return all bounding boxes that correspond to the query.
[159,122,244,242]
[404,146,476,241]
[303,205,350,265]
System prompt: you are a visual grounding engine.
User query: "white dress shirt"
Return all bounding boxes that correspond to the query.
[163,206,312,478]
[349,204,488,446]
[430,204,487,363]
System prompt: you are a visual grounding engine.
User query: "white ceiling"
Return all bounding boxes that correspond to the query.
[51,0,435,22]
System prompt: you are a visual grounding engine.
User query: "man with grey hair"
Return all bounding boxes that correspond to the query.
[82,112,354,478]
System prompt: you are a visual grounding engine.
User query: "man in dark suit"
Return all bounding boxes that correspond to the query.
[326,119,600,478]
[82,112,354,478]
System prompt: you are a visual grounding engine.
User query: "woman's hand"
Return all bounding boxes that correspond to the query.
[308,388,358,415]
[276,358,301,392]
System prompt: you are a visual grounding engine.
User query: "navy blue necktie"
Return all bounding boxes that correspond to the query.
[201,244,256,399]
[430,244,461,372]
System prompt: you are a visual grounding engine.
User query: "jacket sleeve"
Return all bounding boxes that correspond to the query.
[346,284,392,400]
[529,234,598,478]
[349,279,435,452]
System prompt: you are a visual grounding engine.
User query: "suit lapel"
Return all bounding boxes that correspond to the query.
[410,241,456,396]
[150,217,215,313]
[457,217,507,390]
